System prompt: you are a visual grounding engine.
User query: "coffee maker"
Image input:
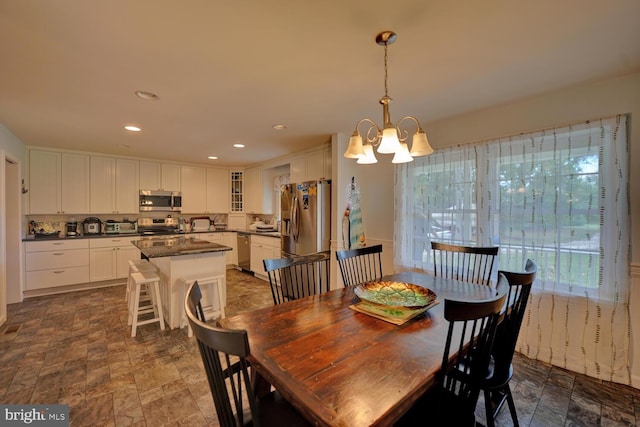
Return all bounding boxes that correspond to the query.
[66,219,79,237]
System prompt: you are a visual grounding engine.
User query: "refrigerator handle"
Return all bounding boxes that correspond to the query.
[291,195,300,242]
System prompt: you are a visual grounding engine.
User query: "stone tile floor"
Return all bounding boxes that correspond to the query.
[1,269,639,426]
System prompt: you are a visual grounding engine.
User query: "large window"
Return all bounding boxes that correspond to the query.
[395,116,628,298]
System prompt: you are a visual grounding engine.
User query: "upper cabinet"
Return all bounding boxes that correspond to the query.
[245,166,271,214]
[28,150,90,214]
[180,165,207,214]
[181,166,230,214]
[230,171,244,212]
[206,168,229,213]
[140,161,181,191]
[289,147,331,183]
[90,156,139,214]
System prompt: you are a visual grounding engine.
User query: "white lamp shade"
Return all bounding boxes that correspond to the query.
[409,131,434,157]
[377,127,401,154]
[391,142,414,164]
[344,133,365,158]
[357,144,378,164]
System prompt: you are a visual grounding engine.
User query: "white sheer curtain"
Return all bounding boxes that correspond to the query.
[395,115,631,384]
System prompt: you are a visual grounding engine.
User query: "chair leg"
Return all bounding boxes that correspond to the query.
[484,389,496,427]
[504,383,519,426]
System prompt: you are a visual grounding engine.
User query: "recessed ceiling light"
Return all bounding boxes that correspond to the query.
[135,90,159,100]
[208,156,218,160]
[272,124,287,130]
[233,144,245,148]
[124,125,141,132]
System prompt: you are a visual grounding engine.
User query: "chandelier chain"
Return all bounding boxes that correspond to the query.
[383,43,389,98]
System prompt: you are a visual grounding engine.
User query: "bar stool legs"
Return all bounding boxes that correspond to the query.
[177,274,226,337]
[129,270,165,337]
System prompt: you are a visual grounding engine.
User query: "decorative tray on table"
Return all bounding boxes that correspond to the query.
[350,281,438,325]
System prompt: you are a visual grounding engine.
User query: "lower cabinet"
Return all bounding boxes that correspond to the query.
[250,235,280,280]
[221,232,238,266]
[89,236,141,282]
[25,239,90,290]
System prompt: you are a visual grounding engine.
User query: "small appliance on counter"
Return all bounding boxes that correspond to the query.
[66,220,79,237]
[105,219,138,234]
[190,216,212,232]
[82,217,102,235]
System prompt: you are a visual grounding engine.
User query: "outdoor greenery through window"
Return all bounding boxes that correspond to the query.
[394,115,629,298]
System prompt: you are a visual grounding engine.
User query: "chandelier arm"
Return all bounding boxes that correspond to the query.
[396,116,426,140]
[353,118,382,145]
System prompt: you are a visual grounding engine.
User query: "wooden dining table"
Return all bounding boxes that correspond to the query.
[219,271,497,427]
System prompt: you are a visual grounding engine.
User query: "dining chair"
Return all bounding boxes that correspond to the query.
[335,244,383,287]
[431,241,499,286]
[397,275,508,426]
[263,250,331,305]
[185,282,310,427]
[482,259,537,427]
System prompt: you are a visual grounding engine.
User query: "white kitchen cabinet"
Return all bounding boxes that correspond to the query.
[206,167,230,213]
[90,157,139,214]
[245,166,271,214]
[250,234,280,280]
[289,147,331,183]
[181,165,207,213]
[199,233,223,243]
[228,214,246,231]
[89,236,141,282]
[25,239,90,290]
[28,150,90,214]
[230,171,244,212]
[221,232,237,266]
[140,161,181,191]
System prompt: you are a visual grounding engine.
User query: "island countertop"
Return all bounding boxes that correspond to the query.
[133,236,232,258]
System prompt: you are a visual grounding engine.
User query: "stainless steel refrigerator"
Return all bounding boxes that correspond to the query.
[281,180,331,257]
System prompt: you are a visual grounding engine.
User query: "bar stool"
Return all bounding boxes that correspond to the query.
[126,259,157,303]
[129,269,165,337]
[177,274,225,337]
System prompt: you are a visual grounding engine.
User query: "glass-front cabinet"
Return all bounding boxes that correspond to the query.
[231,171,244,212]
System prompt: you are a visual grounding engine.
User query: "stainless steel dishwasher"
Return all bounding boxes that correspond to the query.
[237,232,251,271]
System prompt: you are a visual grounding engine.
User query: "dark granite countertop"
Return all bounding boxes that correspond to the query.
[132,236,232,258]
[23,229,280,242]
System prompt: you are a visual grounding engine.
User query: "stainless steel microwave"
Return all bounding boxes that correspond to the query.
[139,190,182,212]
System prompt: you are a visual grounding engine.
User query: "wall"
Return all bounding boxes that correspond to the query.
[332,72,640,385]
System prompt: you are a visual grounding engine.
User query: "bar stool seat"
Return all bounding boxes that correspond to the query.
[177,274,225,337]
[129,269,165,337]
[126,259,157,303]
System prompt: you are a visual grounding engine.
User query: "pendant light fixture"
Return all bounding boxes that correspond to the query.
[344,31,434,164]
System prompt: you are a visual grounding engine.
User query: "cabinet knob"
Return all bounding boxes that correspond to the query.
[53,253,64,256]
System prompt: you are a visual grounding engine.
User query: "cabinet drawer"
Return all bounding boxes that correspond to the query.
[89,236,140,248]
[25,239,89,252]
[26,248,89,271]
[251,235,279,247]
[26,266,90,290]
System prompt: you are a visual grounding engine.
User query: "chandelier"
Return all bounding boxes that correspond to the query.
[344,31,433,164]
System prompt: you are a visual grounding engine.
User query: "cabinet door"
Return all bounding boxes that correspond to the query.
[289,155,306,183]
[206,168,230,213]
[116,246,140,279]
[61,153,90,214]
[90,156,116,214]
[29,150,61,214]
[161,164,181,191]
[139,161,161,190]
[115,159,139,213]
[305,150,325,181]
[221,232,237,265]
[181,166,207,213]
[244,166,263,214]
[89,247,117,282]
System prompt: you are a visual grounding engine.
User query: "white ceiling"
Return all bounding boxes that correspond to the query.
[1,1,639,167]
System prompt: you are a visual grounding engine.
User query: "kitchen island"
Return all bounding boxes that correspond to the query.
[133,236,232,329]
